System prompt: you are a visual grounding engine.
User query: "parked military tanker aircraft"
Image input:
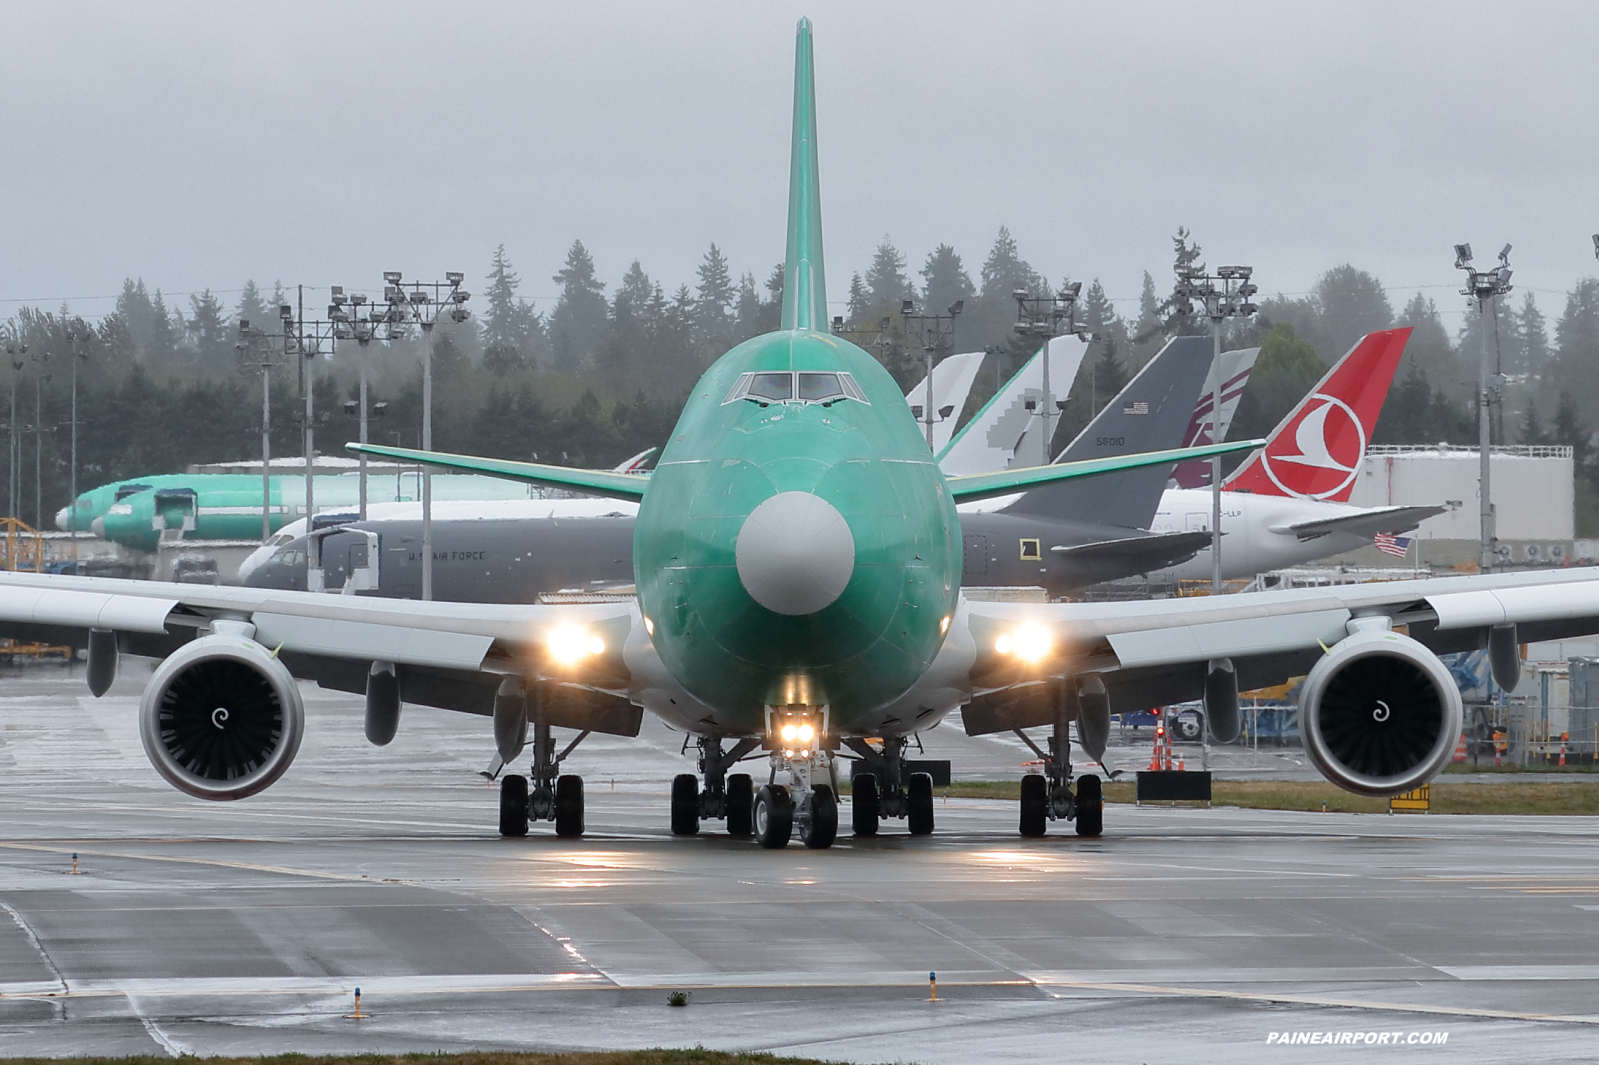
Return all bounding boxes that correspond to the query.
[3,19,1597,848]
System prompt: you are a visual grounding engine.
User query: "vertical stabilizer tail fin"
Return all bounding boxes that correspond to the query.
[780,18,827,332]
[1000,335,1213,524]
[1223,327,1412,502]
[1171,345,1262,489]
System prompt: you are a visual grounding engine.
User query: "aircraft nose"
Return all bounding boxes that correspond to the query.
[735,491,855,616]
[90,517,105,538]
[54,506,71,531]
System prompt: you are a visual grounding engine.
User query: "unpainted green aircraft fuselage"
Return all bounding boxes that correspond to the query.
[635,329,958,733]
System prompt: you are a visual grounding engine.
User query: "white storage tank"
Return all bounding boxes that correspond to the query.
[1350,445,1573,541]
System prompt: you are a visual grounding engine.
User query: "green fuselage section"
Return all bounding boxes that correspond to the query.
[634,328,959,736]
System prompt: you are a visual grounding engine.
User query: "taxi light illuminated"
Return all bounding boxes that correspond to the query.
[797,723,815,743]
[940,615,951,635]
[643,616,655,636]
[996,625,1052,663]
[548,625,603,666]
[780,723,798,743]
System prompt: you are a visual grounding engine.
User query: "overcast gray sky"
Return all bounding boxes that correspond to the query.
[4,1,1597,332]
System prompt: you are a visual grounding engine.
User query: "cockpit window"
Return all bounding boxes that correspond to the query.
[722,371,869,406]
[746,372,794,401]
[797,372,846,402]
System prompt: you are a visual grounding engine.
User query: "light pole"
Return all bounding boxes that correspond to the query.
[236,319,283,542]
[4,342,25,520]
[63,323,89,557]
[329,287,384,520]
[280,297,338,530]
[382,271,469,600]
[31,356,49,533]
[1173,263,1259,593]
[1455,242,1514,574]
[1012,283,1089,467]
[901,299,963,449]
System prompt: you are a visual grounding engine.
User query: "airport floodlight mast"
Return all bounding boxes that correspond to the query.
[62,324,89,558]
[901,299,963,449]
[1173,263,1259,594]
[328,286,388,520]
[381,271,471,601]
[1455,242,1514,573]
[1012,283,1090,468]
[30,350,49,532]
[278,292,341,528]
[236,320,285,543]
[4,342,25,520]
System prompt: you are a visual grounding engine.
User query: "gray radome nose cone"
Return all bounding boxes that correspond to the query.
[736,491,855,616]
[90,516,106,537]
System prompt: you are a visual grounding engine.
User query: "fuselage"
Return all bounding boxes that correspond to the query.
[633,328,959,735]
[1154,488,1378,579]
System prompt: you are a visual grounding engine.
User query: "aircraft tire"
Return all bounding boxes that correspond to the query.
[1075,774,1104,837]
[554,774,584,838]
[851,773,879,837]
[499,774,529,838]
[753,784,793,849]
[671,773,700,836]
[907,772,934,836]
[1019,774,1047,838]
[726,773,754,837]
[801,784,838,849]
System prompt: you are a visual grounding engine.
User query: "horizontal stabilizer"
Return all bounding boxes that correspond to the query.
[1049,529,1214,568]
[1271,504,1446,542]
[346,443,650,502]
[946,438,1262,504]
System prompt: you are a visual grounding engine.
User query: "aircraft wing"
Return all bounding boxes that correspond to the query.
[349,443,650,502]
[959,566,1599,736]
[1048,529,1213,568]
[1270,504,1447,541]
[946,439,1262,504]
[0,570,638,724]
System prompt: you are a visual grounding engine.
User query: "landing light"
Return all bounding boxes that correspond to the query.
[995,626,1052,663]
[548,626,604,666]
[778,721,816,745]
[940,616,951,635]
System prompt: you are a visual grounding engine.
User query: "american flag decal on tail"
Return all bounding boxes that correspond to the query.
[1123,400,1149,415]
[1374,533,1411,558]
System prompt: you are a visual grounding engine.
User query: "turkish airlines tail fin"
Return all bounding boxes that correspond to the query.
[1170,345,1261,489]
[1222,327,1411,503]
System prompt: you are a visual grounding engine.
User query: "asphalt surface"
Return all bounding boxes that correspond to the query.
[3,664,1597,1063]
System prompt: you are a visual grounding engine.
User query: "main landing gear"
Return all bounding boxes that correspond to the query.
[1014,680,1102,838]
[671,736,760,838]
[842,735,935,838]
[494,679,590,839]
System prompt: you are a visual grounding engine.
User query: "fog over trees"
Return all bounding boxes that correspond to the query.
[4,226,1599,531]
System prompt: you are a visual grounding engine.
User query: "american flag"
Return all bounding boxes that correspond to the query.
[1374,533,1411,558]
[1123,400,1149,415]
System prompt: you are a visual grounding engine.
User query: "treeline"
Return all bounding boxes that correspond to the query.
[5,228,1599,531]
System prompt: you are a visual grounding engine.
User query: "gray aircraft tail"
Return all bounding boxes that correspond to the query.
[999,335,1213,528]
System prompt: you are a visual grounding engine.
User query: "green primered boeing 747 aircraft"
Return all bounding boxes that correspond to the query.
[2,19,1597,848]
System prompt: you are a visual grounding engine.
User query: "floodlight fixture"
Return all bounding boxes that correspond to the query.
[383,271,403,285]
[331,286,346,305]
[1592,234,1599,260]
[831,315,844,330]
[948,300,964,316]
[372,402,388,418]
[939,404,955,419]
[1454,243,1473,268]
[446,272,464,286]
[901,300,915,316]
[351,293,368,306]
[1060,281,1082,299]
[1498,243,1512,265]
[279,304,294,321]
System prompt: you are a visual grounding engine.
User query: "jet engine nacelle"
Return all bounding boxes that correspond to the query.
[1299,626,1462,797]
[138,632,305,800]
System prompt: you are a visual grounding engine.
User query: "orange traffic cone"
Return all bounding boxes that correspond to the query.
[1560,732,1568,768]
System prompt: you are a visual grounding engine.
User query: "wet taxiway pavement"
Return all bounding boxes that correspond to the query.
[3,666,1597,1062]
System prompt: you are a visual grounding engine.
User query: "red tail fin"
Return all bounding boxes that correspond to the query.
[1223,327,1411,502]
